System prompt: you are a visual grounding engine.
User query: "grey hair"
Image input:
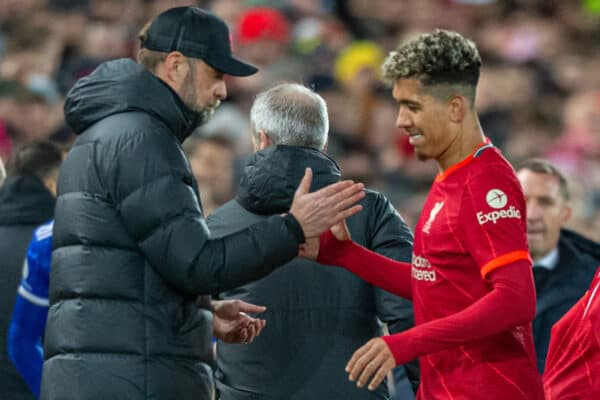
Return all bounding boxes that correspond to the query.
[250,83,329,150]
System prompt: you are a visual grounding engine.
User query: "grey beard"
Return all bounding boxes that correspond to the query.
[195,101,220,126]
[182,98,220,127]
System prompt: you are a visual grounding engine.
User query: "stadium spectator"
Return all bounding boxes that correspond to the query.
[305,30,545,399]
[183,134,237,216]
[41,7,364,400]
[0,140,62,400]
[516,158,600,372]
[208,83,417,400]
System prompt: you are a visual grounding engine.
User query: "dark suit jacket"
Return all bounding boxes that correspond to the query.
[533,229,600,372]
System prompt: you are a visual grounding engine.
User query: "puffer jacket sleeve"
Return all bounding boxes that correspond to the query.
[104,127,302,296]
[366,192,414,327]
[367,192,420,386]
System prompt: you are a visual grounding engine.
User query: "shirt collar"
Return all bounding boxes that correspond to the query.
[534,247,559,271]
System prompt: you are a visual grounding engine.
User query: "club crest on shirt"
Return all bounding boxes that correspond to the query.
[423,201,444,234]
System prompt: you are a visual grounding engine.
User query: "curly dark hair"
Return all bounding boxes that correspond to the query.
[382,29,482,103]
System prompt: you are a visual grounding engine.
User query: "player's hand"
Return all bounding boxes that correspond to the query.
[346,338,396,391]
[298,237,319,260]
[298,220,352,260]
[289,168,364,239]
[212,300,266,344]
[331,219,352,241]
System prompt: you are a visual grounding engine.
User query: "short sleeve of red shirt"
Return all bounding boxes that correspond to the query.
[458,164,531,278]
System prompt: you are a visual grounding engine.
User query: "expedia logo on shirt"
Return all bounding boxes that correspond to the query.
[411,253,436,282]
[477,189,521,225]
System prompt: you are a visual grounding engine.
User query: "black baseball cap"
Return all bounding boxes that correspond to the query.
[142,7,258,77]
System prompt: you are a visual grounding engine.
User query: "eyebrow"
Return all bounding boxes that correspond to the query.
[396,99,422,107]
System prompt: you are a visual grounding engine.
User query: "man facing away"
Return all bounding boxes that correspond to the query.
[42,7,364,400]
[516,158,599,372]
[0,141,62,400]
[207,83,417,400]
[304,29,544,399]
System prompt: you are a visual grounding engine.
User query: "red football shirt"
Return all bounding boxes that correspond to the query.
[544,267,600,399]
[410,141,541,399]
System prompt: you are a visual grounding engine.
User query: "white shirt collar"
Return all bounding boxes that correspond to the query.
[534,247,559,271]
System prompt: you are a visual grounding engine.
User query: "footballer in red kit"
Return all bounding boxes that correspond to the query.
[406,141,540,399]
[302,29,544,399]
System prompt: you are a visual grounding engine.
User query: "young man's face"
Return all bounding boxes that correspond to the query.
[517,169,571,261]
[180,58,227,122]
[392,78,456,163]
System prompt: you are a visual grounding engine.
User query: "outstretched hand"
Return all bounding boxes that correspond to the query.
[212,300,266,344]
[289,168,364,239]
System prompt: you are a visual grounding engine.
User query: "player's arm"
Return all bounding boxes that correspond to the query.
[317,228,412,300]
[8,298,47,397]
[8,235,51,398]
[347,259,535,390]
[382,259,534,362]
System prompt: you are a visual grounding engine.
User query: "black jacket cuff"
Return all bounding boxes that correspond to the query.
[282,214,305,244]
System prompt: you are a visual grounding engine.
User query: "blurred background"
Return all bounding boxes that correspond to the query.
[1,0,600,237]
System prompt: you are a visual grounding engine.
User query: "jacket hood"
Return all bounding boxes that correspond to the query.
[0,175,55,225]
[237,145,341,215]
[64,58,201,142]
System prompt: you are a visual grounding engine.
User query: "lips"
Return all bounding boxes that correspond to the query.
[408,132,424,146]
[527,229,545,236]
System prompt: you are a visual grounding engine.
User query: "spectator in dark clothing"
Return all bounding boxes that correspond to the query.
[0,140,62,400]
[208,83,417,400]
[42,7,364,400]
[517,158,599,372]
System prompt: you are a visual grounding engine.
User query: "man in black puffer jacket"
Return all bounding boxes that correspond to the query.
[208,83,418,400]
[42,8,364,400]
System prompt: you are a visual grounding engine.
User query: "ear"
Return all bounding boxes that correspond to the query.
[43,170,59,197]
[448,95,466,124]
[561,204,573,224]
[258,130,273,150]
[160,51,188,89]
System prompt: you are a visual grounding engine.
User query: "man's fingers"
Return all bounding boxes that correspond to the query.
[236,301,267,314]
[331,190,365,213]
[346,341,373,373]
[349,345,380,382]
[356,353,387,388]
[321,182,364,207]
[238,328,248,343]
[334,205,363,222]
[294,168,313,197]
[313,179,355,198]
[367,359,395,391]
[247,324,257,342]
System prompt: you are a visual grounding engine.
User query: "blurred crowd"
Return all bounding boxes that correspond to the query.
[1,0,600,238]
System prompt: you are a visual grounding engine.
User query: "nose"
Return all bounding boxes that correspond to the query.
[395,107,411,130]
[215,80,227,101]
[526,199,543,222]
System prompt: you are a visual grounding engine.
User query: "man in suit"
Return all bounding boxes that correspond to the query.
[516,158,600,372]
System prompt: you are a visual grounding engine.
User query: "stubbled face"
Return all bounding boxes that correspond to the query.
[179,59,227,124]
[392,78,456,163]
[517,169,571,260]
